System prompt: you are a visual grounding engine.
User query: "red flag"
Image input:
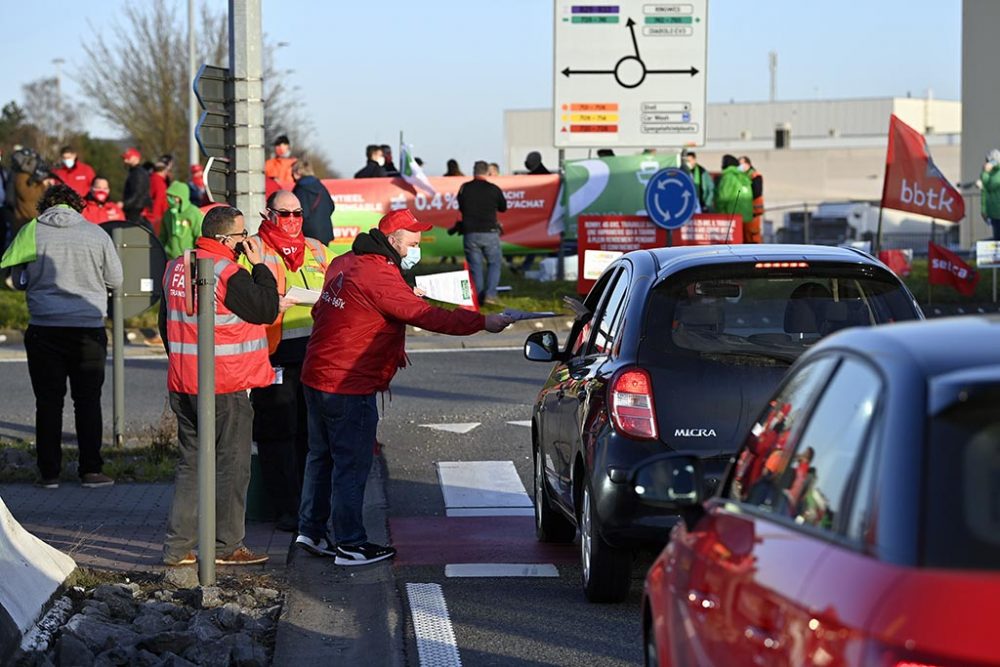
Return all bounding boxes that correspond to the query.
[928,242,979,296]
[878,249,913,277]
[881,115,965,222]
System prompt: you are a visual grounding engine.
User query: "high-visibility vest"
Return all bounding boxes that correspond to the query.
[163,249,274,394]
[251,236,331,353]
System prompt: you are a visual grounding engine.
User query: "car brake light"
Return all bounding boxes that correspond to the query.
[610,368,657,440]
[754,261,810,269]
[864,639,962,667]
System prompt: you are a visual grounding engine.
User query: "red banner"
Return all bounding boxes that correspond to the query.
[322,175,561,249]
[577,215,667,293]
[882,115,964,222]
[670,214,744,245]
[928,242,979,296]
[877,249,913,277]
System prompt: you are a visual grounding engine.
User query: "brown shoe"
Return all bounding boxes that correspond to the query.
[215,546,268,566]
[81,473,115,488]
[163,551,197,566]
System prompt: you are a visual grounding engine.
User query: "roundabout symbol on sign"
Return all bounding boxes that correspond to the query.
[644,168,698,230]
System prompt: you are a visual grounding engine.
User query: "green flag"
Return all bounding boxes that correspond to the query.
[0,219,37,268]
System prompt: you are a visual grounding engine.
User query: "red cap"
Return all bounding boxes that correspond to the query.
[378,208,432,235]
[190,164,204,175]
[121,147,141,161]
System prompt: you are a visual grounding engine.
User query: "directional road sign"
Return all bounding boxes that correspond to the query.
[553,0,708,148]
[193,64,233,160]
[204,156,230,203]
[644,167,697,229]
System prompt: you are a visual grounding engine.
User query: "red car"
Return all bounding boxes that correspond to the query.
[636,316,1000,666]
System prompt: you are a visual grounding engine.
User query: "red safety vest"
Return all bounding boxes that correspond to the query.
[163,249,275,394]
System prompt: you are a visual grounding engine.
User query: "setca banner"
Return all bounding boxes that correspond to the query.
[322,175,561,257]
[557,153,680,240]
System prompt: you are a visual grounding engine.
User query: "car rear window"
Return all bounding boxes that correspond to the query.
[642,262,918,365]
[924,401,1000,571]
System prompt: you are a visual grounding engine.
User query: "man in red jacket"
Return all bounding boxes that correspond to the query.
[81,178,125,224]
[51,146,96,198]
[296,209,512,565]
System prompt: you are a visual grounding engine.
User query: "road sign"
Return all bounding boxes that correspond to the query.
[553,0,707,148]
[204,156,231,203]
[193,64,233,160]
[644,168,697,229]
[976,240,1000,268]
[102,221,168,319]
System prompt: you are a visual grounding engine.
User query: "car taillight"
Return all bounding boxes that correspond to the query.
[864,639,964,667]
[754,261,810,269]
[610,368,658,440]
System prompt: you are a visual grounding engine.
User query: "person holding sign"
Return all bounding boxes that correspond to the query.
[296,209,513,565]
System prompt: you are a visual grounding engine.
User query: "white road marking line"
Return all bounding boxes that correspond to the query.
[437,461,533,512]
[420,422,481,434]
[506,420,532,428]
[445,508,534,518]
[445,563,559,578]
[407,583,462,667]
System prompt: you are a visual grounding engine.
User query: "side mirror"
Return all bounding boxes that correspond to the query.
[632,454,704,509]
[524,330,560,362]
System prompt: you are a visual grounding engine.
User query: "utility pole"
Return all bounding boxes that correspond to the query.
[228,0,265,232]
[768,51,777,103]
[189,0,198,172]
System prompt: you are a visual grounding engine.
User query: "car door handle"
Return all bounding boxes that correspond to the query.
[743,625,782,651]
[686,590,719,611]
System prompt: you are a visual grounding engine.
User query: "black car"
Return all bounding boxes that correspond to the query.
[524,244,922,602]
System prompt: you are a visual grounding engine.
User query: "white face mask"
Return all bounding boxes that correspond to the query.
[375,156,386,167]
[400,246,421,270]
[739,163,750,172]
[63,159,75,169]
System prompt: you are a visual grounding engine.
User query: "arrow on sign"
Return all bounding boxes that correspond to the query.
[627,18,640,59]
[648,67,700,77]
[562,67,614,77]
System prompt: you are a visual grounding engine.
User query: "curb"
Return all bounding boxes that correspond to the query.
[272,455,404,666]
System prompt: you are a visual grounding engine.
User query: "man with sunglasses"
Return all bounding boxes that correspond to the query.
[160,205,281,566]
[244,190,334,532]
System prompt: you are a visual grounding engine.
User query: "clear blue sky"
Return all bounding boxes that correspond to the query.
[0,0,961,176]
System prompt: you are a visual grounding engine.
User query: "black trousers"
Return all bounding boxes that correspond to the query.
[250,362,308,519]
[24,325,108,479]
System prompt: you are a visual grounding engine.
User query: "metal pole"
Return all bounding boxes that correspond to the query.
[197,257,217,586]
[556,148,566,281]
[188,0,198,172]
[802,203,810,245]
[229,0,265,232]
[111,227,125,448]
[993,267,997,304]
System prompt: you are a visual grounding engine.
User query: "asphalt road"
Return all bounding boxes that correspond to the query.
[0,341,649,665]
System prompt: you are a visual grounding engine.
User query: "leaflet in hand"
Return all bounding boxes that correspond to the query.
[415,270,476,307]
[285,286,322,305]
[502,308,559,322]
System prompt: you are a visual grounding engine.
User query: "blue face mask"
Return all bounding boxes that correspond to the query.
[401,246,421,270]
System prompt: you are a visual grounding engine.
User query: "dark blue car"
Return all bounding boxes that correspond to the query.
[524,244,922,602]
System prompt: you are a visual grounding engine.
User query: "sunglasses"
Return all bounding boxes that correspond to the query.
[270,208,303,218]
[215,229,249,241]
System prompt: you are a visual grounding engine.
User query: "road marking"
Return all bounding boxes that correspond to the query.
[445,563,559,578]
[506,420,532,428]
[406,583,462,667]
[445,508,534,518]
[437,461,533,516]
[420,422,481,434]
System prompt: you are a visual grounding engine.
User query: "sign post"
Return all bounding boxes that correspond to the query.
[196,257,217,587]
[554,0,708,149]
[976,240,1000,303]
[194,63,233,205]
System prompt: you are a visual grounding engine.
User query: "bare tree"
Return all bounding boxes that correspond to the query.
[77,0,336,176]
[21,77,81,158]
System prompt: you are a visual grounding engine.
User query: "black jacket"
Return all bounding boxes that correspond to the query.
[383,161,400,177]
[354,160,386,179]
[159,261,279,354]
[457,177,507,234]
[292,175,336,245]
[122,165,151,221]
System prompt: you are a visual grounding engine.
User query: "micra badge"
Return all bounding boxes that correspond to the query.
[674,428,717,437]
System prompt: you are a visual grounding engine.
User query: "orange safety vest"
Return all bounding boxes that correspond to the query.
[163,249,275,394]
[750,170,765,219]
[254,236,330,354]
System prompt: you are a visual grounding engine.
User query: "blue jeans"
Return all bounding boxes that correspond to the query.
[464,232,502,300]
[299,387,379,546]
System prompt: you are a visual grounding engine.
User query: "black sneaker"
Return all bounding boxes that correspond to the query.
[334,542,396,566]
[294,534,336,557]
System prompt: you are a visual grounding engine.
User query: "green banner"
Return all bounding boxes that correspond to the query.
[563,153,679,239]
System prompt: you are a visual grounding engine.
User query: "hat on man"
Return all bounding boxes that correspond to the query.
[378,209,432,234]
[121,147,141,160]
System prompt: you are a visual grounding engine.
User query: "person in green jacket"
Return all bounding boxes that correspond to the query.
[159,181,204,258]
[981,150,1000,241]
[683,150,715,212]
[715,154,753,240]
